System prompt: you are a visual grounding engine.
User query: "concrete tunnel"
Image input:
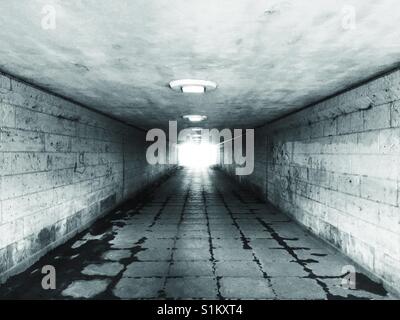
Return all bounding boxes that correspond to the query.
[0,0,399,302]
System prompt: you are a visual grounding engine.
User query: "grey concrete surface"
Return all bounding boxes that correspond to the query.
[1,1,400,130]
[0,72,174,284]
[0,168,393,299]
[219,68,400,295]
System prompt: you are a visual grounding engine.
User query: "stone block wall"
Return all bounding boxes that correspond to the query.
[0,73,173,282]
[219,69,400,294]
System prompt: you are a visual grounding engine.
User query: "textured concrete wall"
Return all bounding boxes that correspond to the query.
[218,128,267,198]
[0,73,172,282]
[219,69,400,294]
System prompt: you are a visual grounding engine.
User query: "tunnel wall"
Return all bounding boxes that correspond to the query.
[220,69,400,294]
[0,73,172,282]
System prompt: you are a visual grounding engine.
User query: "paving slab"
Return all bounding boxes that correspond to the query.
[219,277,275,299]
[113,277,164,299]
[62,280,110,298]
[102,250,132,261]
[82,262,124,276]
[165,277,218,299]
[123,261,170,277]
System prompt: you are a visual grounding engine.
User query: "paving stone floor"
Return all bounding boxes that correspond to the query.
[0,168,393,300]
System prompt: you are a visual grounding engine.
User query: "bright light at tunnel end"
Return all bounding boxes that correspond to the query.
[145,121,255,175]
[178,142,218,168]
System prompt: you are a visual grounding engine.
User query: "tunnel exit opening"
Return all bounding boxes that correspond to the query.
[178,142,218,168]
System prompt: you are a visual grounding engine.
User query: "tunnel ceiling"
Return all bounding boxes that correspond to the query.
[1,0,400,130]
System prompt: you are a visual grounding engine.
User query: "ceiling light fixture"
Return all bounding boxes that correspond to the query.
[170,79,217,93]
[182,85,205,94]
[182,115,207,122]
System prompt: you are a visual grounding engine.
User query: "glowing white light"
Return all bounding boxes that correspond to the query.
[182,85,205,93]
[178,142,218,168]
[169,79,217,93]
[182,115,207,122]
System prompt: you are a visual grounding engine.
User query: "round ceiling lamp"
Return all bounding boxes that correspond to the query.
[182,115,207,122]
[169,79,217,93]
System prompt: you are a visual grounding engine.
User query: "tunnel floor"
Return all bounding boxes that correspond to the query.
[0,168,393,300]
